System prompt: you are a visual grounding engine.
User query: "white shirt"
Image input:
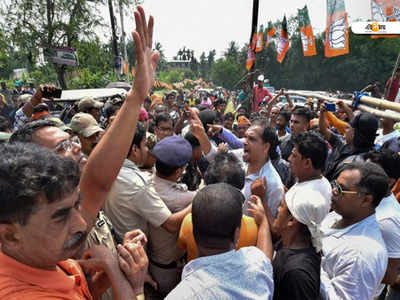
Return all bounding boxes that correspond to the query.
[320,213,388,300]
[206,147,285,217]
[376,193,400,258]
[375,130,400,148]
[166,247,274,300]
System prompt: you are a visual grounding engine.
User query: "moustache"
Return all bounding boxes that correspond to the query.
[64,231,87,250]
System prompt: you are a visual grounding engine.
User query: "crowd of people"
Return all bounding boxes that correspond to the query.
[1,6,400,300]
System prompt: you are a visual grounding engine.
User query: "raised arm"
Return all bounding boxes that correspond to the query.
[319,104,332,141]
[80,6,160,220]
[248,195,273,260]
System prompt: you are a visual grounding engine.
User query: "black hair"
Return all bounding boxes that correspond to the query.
[364,149,400,181]
[154,104,167,114]
[278,110,291,122]
[0,116,12,132]
[292,131,328,171]
[192,183,243,248]
[292,106,312,123]
[341,162,389,207]
[104,104,120,119]
[127,122,146,158]
[155,159,180,177]
[10,119,59,143]
[155,111,172,127]
[224,112,234,121]
[204,152,245,190]
[184,132,200,148]
[0,142,80,225]
[250,119,279,161]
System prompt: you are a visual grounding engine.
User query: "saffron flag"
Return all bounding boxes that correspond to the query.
[325,0,349,57]
[246,45,256,71]
[277,16,290,63]
[371,0,399,38]
[251,33,257,50]
[265,27,276,48]
[123,60,129,75]
[255,25,264,53]
[298,5,317,56]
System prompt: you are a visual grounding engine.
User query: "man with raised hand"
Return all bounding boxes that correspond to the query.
[5,6,160,299]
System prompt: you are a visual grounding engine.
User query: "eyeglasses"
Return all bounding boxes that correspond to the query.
[157,126,173,133]
[330,180,359,197]
[54,136,81,154]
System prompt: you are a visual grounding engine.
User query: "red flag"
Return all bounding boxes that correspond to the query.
[265,28,276,48]
[131,67,135,78]
[277,16,290,63]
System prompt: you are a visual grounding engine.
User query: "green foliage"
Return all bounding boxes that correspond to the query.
[159,69,184,83]
[69,68,118,89]
[211,57,243,89]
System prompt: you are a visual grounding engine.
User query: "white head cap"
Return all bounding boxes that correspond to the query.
[257,74,264,81]
[285,187,331,252]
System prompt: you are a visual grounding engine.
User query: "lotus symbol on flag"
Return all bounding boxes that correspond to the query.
[328,17,347,49]
[278,37,288,54]
[300,32,313,52]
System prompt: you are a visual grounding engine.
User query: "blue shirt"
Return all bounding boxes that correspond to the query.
[166,247,274,299]
[242,158,285,218]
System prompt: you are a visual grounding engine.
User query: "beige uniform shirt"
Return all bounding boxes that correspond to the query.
[85,211,116,300]
[104,159,172,240]
[148,175,195,264]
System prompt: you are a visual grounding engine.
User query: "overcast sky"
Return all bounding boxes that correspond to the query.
[101,0,372,60]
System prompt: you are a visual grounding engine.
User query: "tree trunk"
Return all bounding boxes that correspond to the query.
[56,64,68,89]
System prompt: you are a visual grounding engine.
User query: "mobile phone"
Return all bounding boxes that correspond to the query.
[325,103,336,112]
[42,87,62,98]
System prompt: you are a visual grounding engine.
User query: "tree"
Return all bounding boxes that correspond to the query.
[2,0,107,88]
[224,41,239,60]
[211,57,242,89]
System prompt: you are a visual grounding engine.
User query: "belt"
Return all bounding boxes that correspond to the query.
[149,258,178,269]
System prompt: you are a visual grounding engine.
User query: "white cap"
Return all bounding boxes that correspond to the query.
[285,187,331,252]
[257,74,264,81]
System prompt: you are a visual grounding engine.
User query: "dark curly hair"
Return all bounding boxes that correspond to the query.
[0,142,80,225]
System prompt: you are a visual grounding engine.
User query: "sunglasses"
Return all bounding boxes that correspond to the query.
[330,180,359,197]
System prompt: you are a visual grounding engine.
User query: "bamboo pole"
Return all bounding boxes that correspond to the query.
[286,90,400,121]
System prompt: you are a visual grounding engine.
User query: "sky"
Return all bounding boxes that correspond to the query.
[103,0,372,60]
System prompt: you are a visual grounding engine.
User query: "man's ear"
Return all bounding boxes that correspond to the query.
[0,224,21,250]
[233,227,240,248]
[264,142,271,157]
[361,194,374,208]
[304,157,313,169]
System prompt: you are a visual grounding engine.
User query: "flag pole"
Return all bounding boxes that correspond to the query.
[250,0,260,71]
[247,0,259,112]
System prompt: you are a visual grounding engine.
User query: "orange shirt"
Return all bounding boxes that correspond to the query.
[177,213,258,262]
[0,250,92,299]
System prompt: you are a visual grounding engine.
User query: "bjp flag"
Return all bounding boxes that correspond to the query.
[255,25,264,53]
[370,0,399,38]
[298,5,316,56]
[325,0,349,57]
[122,60,129,75]
[251,33,257,51]
[277,16,290,63]
[265,27,276,48]
[246,45,256,71]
